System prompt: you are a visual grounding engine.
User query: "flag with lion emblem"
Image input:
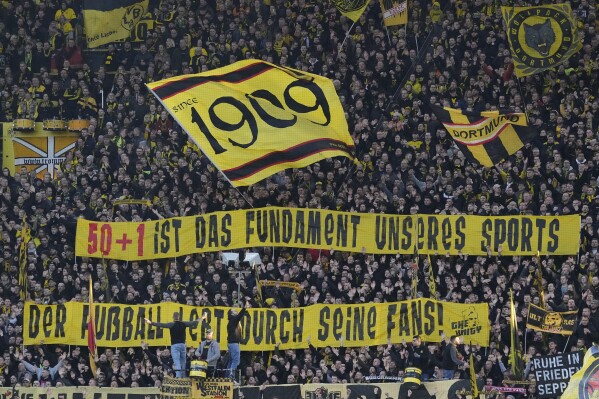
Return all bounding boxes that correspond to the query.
[526,303,577,334]
[83,0,149,48]
[502,4,582,77]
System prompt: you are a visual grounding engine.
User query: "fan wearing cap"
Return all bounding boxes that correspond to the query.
[144,312,200,378]
[195,312,221,377]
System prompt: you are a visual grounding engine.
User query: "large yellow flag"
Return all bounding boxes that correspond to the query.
[561,345,599,399]
[147,60,355,187]
[332,0,372,22]
[380,0,408,26]
[502,4,582,77]
[83,0,149,48]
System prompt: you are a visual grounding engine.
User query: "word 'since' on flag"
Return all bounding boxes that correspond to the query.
[147,60,355,187]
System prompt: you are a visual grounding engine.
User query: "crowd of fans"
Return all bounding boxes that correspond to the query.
[0,0,598,397]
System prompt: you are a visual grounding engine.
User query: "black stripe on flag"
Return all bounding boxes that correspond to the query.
[83,0,139,12]
[484,140,509,165]
[151,62,273,100]
[225,139,354,182]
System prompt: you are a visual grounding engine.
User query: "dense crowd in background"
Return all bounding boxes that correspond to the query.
[0,0,598,396]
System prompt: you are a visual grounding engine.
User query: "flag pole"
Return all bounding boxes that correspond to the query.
[384,25,392,47]
[337,20,357,61]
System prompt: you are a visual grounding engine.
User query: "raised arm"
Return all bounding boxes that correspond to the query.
[144,318,175,328]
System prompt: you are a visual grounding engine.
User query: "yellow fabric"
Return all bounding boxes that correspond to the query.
[74,208,580,260]
[23,299,490,348]
[2,123,78,179]
[83,0,149,48]
[147,60,355,187]
[561,345,599,399]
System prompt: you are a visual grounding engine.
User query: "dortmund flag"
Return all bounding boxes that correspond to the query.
[147,60,355,187]
[509,290,525,380]
[332,0,372,22]
[502,4,582,77]
[83,0,148,48]
[431,105,538,167]
[561,344,599,399]
[380,0,408,26]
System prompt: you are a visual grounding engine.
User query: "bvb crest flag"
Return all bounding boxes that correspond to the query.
[380,0,408,26]
[561,345,599,399]
[83,0,148,48]
[332,0,372,22]
[502,4,582,77]
[147,60,355,187]
[431,105,538,167]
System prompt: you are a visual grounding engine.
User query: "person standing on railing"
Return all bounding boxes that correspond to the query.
[226,298,250,382]
[145,312,199,378]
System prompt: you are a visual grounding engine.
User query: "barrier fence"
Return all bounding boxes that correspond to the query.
[0,380,478,399]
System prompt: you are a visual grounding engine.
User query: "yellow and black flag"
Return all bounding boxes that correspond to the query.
[510,290,525,380]
[561,344,599,399]
[502,4,582,77]
[147,60,355,187]
[83,0,148,48]
[431,105,538,167]
[380,0,408,26]
[332,0,372,22]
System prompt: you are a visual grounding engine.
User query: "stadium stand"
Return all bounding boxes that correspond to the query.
[0,0,598,397]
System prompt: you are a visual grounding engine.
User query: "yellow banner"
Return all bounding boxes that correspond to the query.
[502,4,582,77]
[83,0,149,48]
[146,60,354,187]
[2,122,78,179]
[380,0,408,26]
[23,299,490,348]
[74,207,580,260]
